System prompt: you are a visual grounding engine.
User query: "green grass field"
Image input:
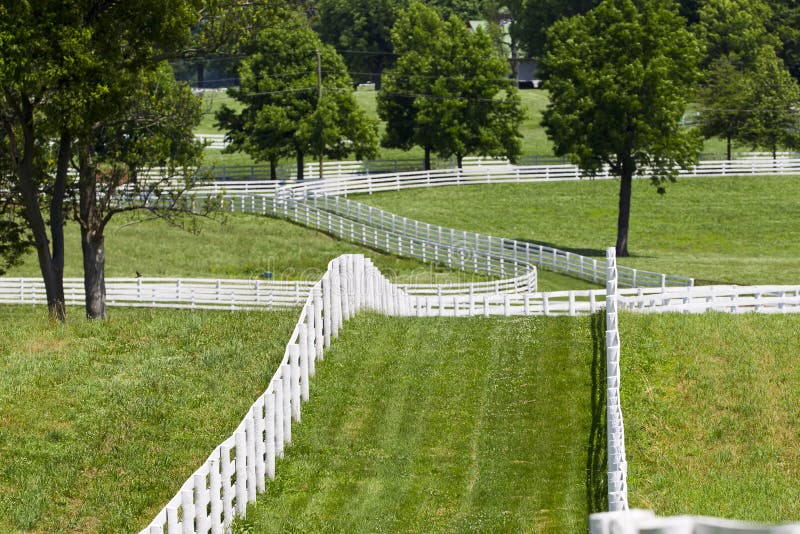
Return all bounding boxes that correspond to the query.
[621,312,800,522]
[3,212,589,291]
[236,313,605,533]
[0,306,300,532]
[356,175,800,285]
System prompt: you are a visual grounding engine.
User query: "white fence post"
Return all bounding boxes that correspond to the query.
[606,247,629,512]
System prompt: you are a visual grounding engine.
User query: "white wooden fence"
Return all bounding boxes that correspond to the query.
[605,248,629,512]
[0,278,314,311]
[291,193,691,288]
[619,285,800,314]
[590,510,800,533]
[140,254,562,534]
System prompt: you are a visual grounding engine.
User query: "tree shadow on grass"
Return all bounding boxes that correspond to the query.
[587,311,608,514]
[510,238,607,258]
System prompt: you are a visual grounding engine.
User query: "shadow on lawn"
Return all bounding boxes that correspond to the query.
[587,311,608,514]
[510,238,607,258]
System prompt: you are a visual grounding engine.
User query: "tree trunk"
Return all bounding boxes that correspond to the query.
[270,157,278,180]
[81,228,106,320]
[424,147,431,171]
[196,61,205,89]
[726,135,732,161]
[456,153,463,169]
[79,146,107,320]
[13,101,66,320]
[616,170,633,257]
[296,151,304,180]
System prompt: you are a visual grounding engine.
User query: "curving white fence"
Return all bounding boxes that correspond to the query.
[290,193,690,288]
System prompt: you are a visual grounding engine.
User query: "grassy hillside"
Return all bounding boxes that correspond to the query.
[237,313,605,533]
[0,306,300,532]
[621,312,800,522]
[4,212,588,291]
[357,175,800,285]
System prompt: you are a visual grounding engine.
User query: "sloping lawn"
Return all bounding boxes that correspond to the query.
[621,312,800,522]
[0,306,299,532]
[238,313,606,533]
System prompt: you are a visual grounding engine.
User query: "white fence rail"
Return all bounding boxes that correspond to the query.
[0,278,314,311]
[267,197,539,285]
[620,285,800,314]
[590,510,800,533]
[294,193,689,288]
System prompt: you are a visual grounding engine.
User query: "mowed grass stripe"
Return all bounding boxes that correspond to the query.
[240,313,604,533]
[621,312,800,522]
[0,306,299,533]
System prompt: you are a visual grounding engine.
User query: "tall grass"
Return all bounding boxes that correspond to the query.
[621,312,800,522]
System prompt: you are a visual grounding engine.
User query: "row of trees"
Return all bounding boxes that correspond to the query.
[218,2,524,173]
[0,0,280,321]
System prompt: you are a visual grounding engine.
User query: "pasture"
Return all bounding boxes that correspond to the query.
[357,174,800,285]
[2,166,799,531]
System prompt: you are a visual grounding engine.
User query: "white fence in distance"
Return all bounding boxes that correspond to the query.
[0,278,314,311]
[293,193,690,288]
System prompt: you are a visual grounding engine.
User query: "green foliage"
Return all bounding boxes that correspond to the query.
[541,0,702,254]
[378,2,523,167]
[0,211,33,276]
[217,13,378,178]
[695,0,778,69]
[516,0,599,59]
[316,0,399,85]
[738,46,800,157]
[698,55,752,160]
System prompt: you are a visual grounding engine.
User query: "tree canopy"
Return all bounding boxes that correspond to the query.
[0,0,207,319]
[217,12,378,179]
[541,0,702,256]
[377,1,523,169]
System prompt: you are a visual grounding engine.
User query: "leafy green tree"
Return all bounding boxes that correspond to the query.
[377,2,448,169]
[217,14,378,179]
[378,2,523,169]
[739,46,800,158]
[541,0,702,257]
[0,0,207,320]
[317,0,400,87]
[74,64,206,319]
[696,0,777,69]
[417,17,523,167]
[698,55,751,160]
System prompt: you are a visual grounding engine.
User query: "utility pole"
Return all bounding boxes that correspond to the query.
[316,48,323,180]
